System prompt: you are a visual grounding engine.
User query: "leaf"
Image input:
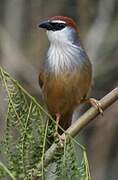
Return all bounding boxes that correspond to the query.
[0,66,91,179]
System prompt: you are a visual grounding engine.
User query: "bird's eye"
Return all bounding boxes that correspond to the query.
[50,22,66,31]
[58,23,66,29]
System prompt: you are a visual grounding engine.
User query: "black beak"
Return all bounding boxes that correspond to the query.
[38,21,52,30]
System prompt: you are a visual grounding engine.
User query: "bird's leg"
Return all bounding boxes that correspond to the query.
[55,113,60,133]
[81,98,103,114]
[54,113,65,147]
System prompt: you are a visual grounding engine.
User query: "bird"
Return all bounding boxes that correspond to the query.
[38,16,102,142]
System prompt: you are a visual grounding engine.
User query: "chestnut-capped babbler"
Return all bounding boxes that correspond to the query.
[38,16,102,139]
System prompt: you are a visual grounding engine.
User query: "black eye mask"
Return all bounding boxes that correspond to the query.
[49,22,66,31]
[39,21,66,31]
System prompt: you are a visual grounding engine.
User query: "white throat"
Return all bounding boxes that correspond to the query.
[47,26,75,44]
[46,27,84,74]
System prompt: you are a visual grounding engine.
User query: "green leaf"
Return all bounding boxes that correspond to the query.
[0,66,91,179]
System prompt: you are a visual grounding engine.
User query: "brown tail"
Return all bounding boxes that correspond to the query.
[58,112,73,134]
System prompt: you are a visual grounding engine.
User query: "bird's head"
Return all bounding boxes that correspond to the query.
[38,16,79,44]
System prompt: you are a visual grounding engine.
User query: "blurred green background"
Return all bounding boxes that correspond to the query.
[0,0,118,179]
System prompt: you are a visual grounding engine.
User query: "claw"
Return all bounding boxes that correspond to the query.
[81,98,103,115]
[89,98,103,115]
[54,132,65,147]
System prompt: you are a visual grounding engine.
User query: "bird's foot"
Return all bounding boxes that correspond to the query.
[81,98,103,115]
[54,132,65,147]
[88,98,103,114]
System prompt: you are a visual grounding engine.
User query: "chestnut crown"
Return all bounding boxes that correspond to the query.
[39,16,77,31]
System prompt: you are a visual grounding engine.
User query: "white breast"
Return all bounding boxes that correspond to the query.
[47,42,85,74]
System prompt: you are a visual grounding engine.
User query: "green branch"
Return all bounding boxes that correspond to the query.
[33,87,118,179]
[0,161,16,180]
